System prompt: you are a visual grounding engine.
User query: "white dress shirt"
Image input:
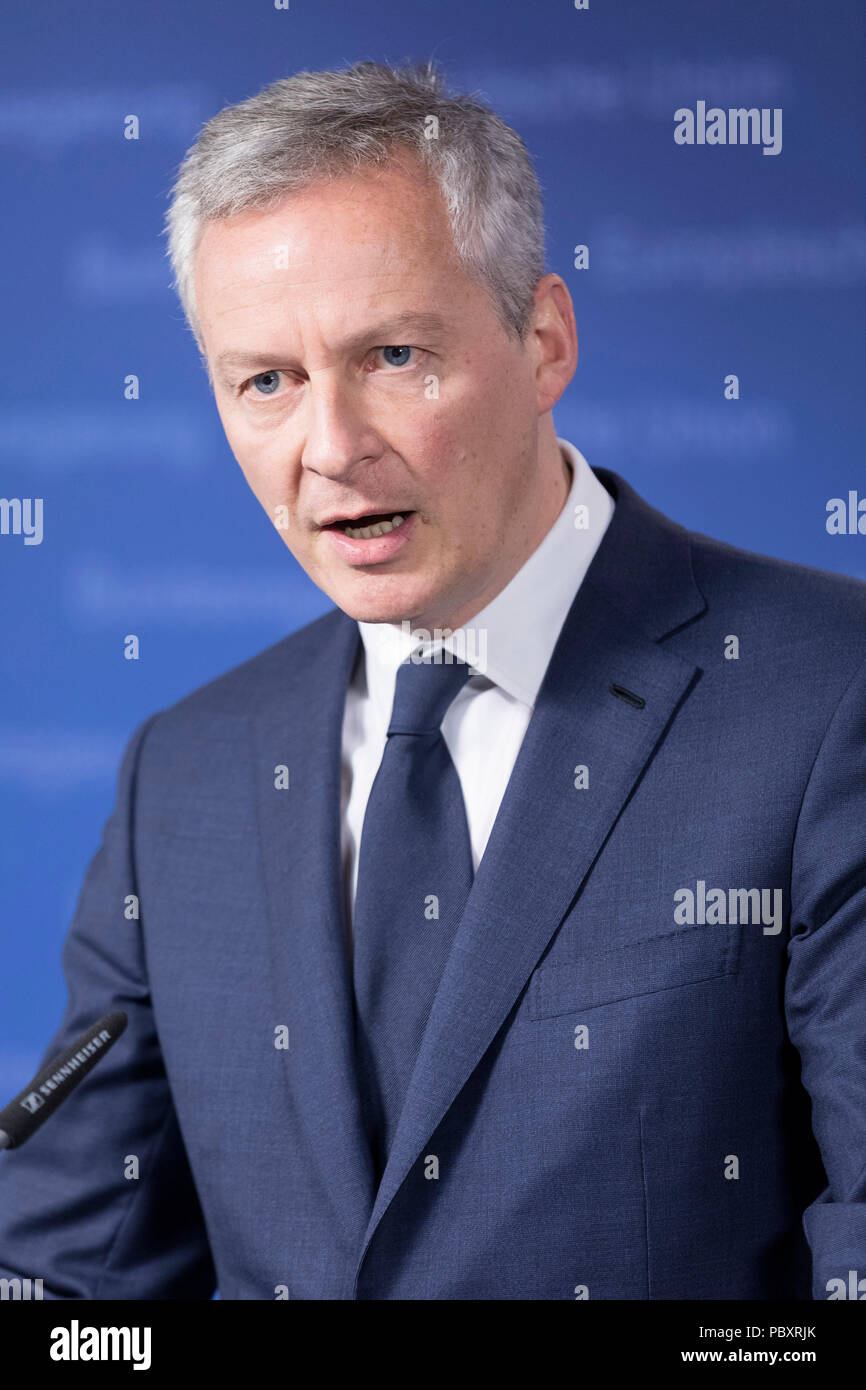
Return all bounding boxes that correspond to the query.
[340,438,614,931]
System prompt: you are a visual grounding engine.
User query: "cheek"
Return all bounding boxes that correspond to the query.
[427,361,525,486]
[406,354,497,458]
[409,412,503,524]
[217,408,259,485]
[223,421,297,509]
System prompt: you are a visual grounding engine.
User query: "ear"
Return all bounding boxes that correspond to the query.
[527,274,578,415]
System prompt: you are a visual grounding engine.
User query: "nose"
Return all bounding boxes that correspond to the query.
[300,369,384,483]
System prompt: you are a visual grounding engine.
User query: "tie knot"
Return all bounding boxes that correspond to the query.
[387,654,472,736]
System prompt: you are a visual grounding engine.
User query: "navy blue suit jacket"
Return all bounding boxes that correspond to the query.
[1,467,865,1300]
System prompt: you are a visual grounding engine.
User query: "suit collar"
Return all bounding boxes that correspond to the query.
[587,466,707,641]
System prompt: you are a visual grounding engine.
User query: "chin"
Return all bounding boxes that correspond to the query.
[331,576,444,628]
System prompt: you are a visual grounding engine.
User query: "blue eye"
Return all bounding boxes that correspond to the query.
[251,370,281,395]
[381,346,413,367]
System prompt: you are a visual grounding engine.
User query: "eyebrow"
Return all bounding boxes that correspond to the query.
[213,311,449,378]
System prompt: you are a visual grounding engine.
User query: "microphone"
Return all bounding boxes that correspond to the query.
[0,1011,127,1150]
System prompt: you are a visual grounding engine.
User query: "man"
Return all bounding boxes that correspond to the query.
[0,60,864,1301]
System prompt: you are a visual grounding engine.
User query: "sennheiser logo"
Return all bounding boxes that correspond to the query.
[50,1321,152,1371]
[30,1027,112,1105]
[674,102,782,156]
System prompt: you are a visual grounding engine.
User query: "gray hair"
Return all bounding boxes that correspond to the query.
[164,60,546,353]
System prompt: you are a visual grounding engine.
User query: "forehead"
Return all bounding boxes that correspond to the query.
[193,155,472,346]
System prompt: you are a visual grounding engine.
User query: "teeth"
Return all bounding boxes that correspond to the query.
[344,512,404,540]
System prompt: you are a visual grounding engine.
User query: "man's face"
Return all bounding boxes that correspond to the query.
[194,151,560,630]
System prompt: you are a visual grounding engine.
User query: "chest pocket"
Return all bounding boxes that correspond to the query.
[529,921,741,1020]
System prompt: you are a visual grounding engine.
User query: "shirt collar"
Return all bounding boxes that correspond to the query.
[358,438,614,716]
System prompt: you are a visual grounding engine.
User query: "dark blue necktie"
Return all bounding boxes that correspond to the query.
[352,654,474,1175]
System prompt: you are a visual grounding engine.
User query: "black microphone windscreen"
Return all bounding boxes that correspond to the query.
[0,1011,128,1150]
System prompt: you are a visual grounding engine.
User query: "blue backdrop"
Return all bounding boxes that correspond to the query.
[1,0,864,1094]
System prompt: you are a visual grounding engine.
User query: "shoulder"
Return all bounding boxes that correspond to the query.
[687,526,866,655]
[138,606,352,742]
[594,467,866,673]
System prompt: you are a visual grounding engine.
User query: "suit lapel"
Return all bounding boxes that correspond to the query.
[252,609,377,1247]
[354,468,708,1279]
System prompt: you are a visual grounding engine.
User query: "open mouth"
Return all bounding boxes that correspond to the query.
[325,510,414,540]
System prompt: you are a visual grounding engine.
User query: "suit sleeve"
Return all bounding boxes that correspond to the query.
[0,714,217,1300]
[786,654,866,1300]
